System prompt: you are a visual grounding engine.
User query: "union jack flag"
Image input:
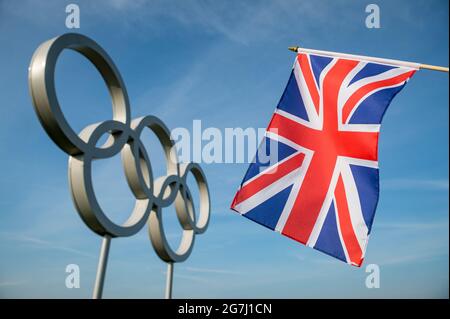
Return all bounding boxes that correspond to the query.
[231,52,417,266]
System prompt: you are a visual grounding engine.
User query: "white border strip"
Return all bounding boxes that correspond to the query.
[296,47,420,70]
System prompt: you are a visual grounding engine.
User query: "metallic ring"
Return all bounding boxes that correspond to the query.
[28,33,131,156]
[149,204,196,263]
[28,33,210,262]
[68,120,152,237]
[176,163,211,234]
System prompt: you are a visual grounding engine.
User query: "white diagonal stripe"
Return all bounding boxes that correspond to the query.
[293,59,320,128]
[234,167,303,215]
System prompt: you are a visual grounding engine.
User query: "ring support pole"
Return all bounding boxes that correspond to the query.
[165,262,174,299]
[93,235,111,299]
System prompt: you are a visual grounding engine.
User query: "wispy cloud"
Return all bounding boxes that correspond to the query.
[184,266,241,275]
[378,251,447,266]
[86,0,339,45]
[370,218,448,267]
[0,1,272,44]
[0,232,96,258]
[375,220,448,230]
[288,250,345,266]
[381,178,449,191]
[0,280,26,287]
[161,269,210,284]
[161,266,241,286]
[1,0,340,45]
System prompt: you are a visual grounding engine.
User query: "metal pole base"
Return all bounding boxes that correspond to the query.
[165,262,174,299]
[93,235,111,299]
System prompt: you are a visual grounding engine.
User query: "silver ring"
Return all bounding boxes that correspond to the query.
[28,33,210,263]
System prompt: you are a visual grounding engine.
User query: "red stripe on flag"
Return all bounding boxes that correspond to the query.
[231,152,305,208]
[268,113,317,150]
[281,60,360,244]
[342,70,416,123]
[335,176,363,266]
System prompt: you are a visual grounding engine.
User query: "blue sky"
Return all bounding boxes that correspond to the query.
[0,0,448,298]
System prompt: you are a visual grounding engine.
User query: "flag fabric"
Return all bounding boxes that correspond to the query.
[231,52,417,266]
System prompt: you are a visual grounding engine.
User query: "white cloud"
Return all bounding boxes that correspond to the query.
[0,232,96,258]
[378,251,446,266]
[0,0,340,44]
[381,178,449,190]
[0,280,26,287]
[375,220,448,230]
[184,266,241,275]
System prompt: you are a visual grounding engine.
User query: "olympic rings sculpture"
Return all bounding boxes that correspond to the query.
[28,33,210,263]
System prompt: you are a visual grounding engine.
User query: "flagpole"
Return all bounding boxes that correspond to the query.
[288,46,449,73]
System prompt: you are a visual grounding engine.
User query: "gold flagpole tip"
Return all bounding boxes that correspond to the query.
[288,46,299,53]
